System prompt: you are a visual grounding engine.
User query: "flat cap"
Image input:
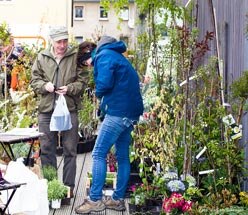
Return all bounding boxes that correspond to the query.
[49,26,69,41]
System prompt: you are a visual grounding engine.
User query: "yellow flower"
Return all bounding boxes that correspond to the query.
[239,191,248,206]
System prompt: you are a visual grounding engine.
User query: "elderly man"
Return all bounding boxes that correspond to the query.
[31,26,87,204]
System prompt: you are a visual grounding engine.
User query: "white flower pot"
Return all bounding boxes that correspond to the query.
[51,199,61,209]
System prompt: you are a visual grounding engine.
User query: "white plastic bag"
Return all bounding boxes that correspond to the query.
[50,94,72,131]
[1,161,49,215]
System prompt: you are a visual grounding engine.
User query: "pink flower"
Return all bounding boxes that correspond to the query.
[162,192,193,213]
[109,165,115,172]
[162,198,172,212]
[130,185,137,192]
[182,200,193,212]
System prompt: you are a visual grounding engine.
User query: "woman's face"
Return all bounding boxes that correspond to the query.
[84,57,92,66]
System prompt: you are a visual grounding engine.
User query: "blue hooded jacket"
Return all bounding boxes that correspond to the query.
[93,38,144,120]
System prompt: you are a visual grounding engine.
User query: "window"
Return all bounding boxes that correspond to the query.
[99,6,108,20]
[75,36,83,44]
[74,6,84,20]
[120,7,129,21]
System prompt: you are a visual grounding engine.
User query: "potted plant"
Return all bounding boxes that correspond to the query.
[42,165,57,182]
[78,88,98,153]
[86,171,117,195]
[47,178,68,209]
[129,184,148,214]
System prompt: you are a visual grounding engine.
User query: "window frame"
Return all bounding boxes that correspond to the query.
[119,7,129,21]
[74,36,84,44]
[74,5,84,20]
[99,6,108,20]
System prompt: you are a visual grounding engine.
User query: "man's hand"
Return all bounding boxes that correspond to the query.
[55,86,68,95]
[45,82,55,92]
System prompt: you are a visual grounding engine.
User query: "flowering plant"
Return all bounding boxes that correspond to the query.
[130,176,167,206]
[161,171,201,214]
[239,191,248,206]
[167,180,186,193]
[162,192,193,214]
[129,183,149,206]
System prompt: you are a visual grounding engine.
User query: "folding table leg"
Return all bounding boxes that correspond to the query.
[0,187,17,215]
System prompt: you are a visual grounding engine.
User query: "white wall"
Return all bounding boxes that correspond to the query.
[0,0,68,47]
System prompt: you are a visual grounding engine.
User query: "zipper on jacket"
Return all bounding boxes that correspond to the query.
[53,66,59,109]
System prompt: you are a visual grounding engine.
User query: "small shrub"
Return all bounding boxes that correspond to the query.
[48,179,67,201]
[42,165,57,182]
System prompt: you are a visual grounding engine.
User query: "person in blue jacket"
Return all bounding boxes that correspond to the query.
[75,36,144,214]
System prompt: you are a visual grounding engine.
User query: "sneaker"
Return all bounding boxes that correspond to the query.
[104,196,126,211]
[75,198,105,214]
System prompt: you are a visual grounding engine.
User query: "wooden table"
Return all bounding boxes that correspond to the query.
[0,128,43,165]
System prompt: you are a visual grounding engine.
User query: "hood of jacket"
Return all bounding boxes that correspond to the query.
[96,40,126,55]
[96,35,117,51]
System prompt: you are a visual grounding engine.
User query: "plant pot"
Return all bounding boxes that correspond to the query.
[145,198,162,207]
[77,136,96,153]
[130,159,140,173]
[147,205,162,215]
[129,172,142,184]
[51,199,61,209]
[128,203,146,214]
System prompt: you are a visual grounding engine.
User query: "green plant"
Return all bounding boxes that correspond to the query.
[87,171,116,179]
[78,89,98,140]
[130,184,147,206]
[230,70,248,124]
[42,165,57,182]
[47,179,67,201]
[87,171,116,187]
[0,21,11,47]
[12,142,30,158]
[0,32,39,131]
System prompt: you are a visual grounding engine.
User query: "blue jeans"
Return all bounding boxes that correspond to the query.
[90,114,134,201]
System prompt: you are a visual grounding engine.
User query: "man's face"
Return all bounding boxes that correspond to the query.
[53,39,68,56]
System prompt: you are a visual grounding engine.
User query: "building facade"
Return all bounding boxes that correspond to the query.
[72,0,136,47]
[0,0,136,48]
